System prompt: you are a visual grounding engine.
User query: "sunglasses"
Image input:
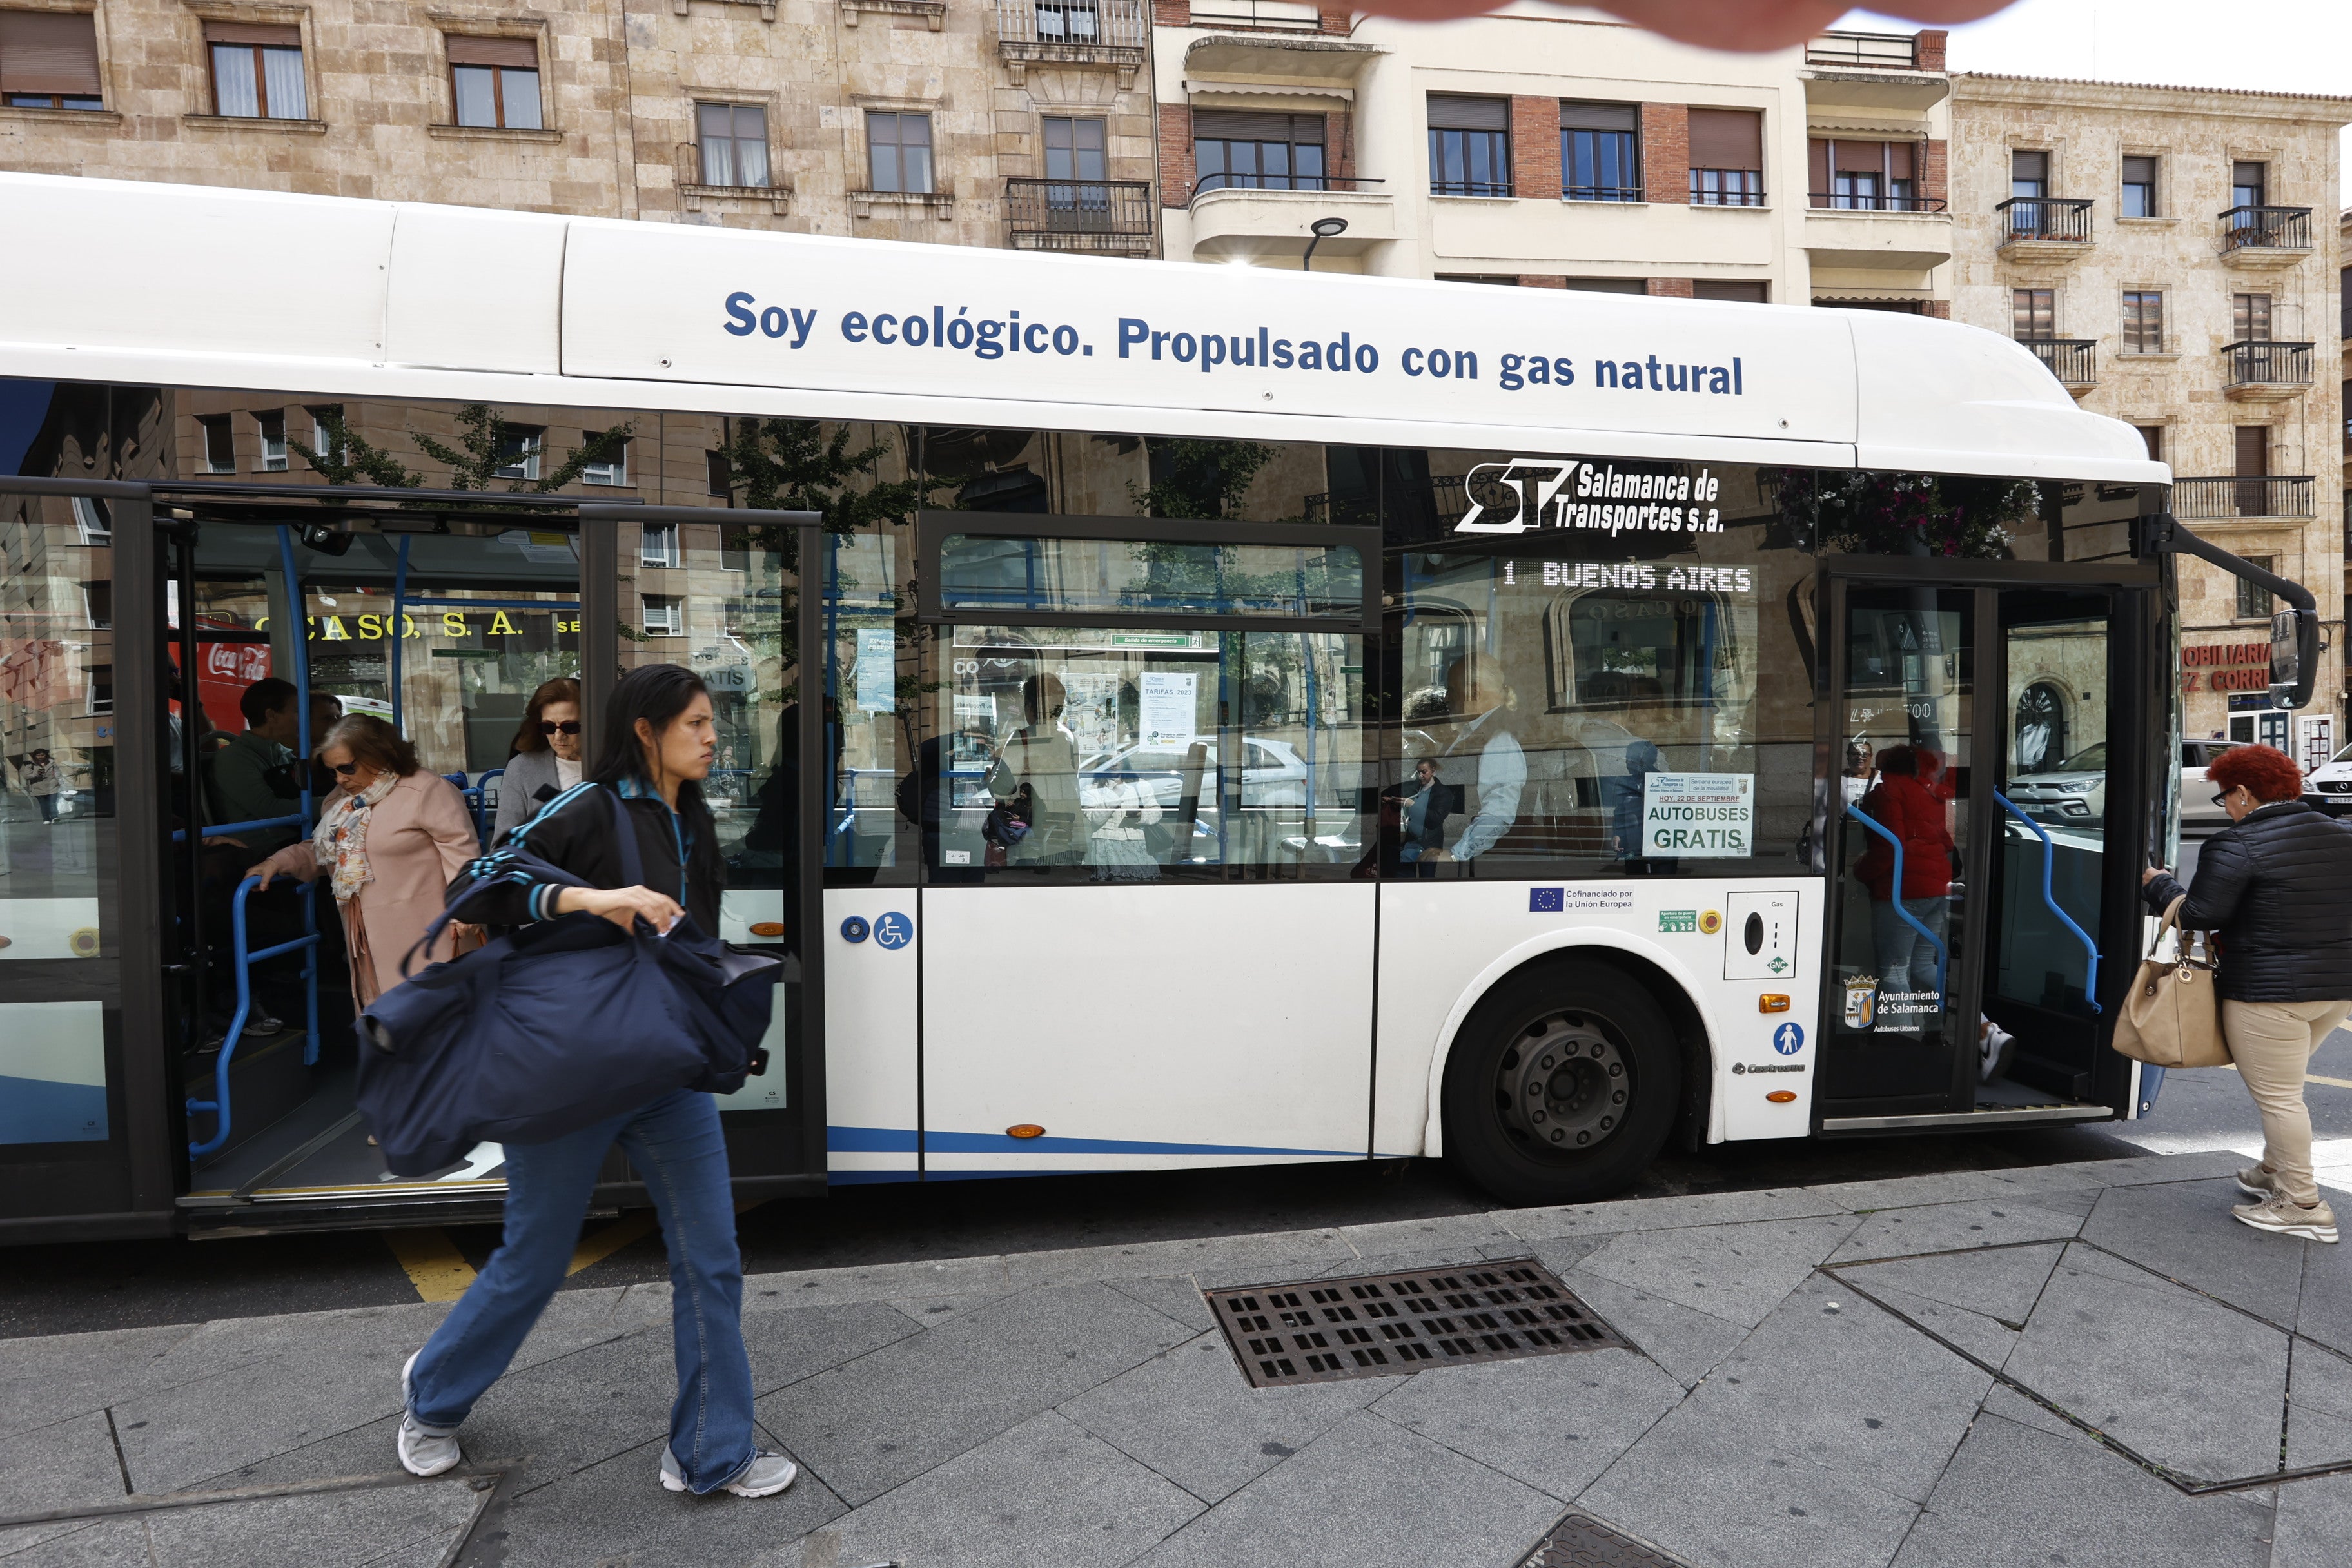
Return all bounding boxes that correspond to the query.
[330,761,361,777]
[540,720,582,736]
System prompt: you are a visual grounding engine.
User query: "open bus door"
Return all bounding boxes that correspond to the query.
[1814,560,2162,1133]
[0,478,828,1243]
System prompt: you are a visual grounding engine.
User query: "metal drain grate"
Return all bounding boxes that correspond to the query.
[1518,1510,1696,1568]
[1204,1258,1629,1388]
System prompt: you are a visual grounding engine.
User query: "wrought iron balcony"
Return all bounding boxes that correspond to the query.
[1997,197,2093,246]
[2021,338,2095,390]
[2171,476,2315,520]
[1805,30,1919,68]
[2219,205,2313,256]
[2222,339,2314,398]
[1006,177,1153,253]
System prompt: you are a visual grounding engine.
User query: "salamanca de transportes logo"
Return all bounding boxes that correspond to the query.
[1453,459,1727,536]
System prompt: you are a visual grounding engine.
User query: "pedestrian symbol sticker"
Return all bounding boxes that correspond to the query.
[1772,1022,1805,1056]
[874,912,914,950]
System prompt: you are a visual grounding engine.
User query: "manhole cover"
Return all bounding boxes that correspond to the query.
[1519,1511,1694,1567]
[1204,1258,1629,1388]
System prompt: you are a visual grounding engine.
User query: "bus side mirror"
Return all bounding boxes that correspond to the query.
[2271,607,2318,710]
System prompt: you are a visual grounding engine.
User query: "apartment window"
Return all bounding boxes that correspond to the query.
[2121,290,2164,354]
[2011,288,2055,341]
[1809,139,1918,210]
[2237,556,2275,620]
[2235,426,2270,520]
[866,110,934,195]
[1427,95,1510,197]
[2135,425,2162,463]
[448,35,540,130]
[1435,275,1519,285]
[1193,109,1324,193]
[642,594,683,636]
[204,21,306,120]
[82,582,112,632]
[198,415,234,474]
[255,411,287,472]
[2010,149,2048,201]
[2232,161,2267,208]
[1043,115,1109,204]
[307,404,344,462]
[1560,101,1640,202]
[705,449,732,499]
[493,426,543,482]
[1693,280,1768,303]
[1560,278,1647,294]
[1033,0,1102,40]
[581,433,628,487]
[0,11,103,110]
[2121,155,2158,218]
[696,103,769,188]
[640,523,681,567]
[2232,292,2273,342]
[1686,108,1764,207]
[70,496,110,543]
[85,667,112,715]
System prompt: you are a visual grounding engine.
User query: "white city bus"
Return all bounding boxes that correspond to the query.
[0,173,2293,1242]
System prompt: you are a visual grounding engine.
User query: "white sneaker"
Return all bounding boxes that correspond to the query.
[1978,1021,2017,1084]
[2232,1192,2338,1244]
[660,1445,798,1498]
[2237,1165,2278,1200]
[397,1351,462,1477]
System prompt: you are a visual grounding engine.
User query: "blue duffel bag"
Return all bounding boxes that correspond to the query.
[355,787,782,1178]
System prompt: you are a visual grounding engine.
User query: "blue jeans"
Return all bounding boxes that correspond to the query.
[405,1090,756,1493]
[1870,895,1949,1011]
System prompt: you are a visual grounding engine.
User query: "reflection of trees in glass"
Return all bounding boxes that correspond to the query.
[1130,437,1275,520]
[290,406,631,495]
[1771,470,2033,559]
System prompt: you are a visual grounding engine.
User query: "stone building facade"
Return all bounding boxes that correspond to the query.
[1148,8,1955,316]
[0,0,1160,251]
[1948,74,2351,754]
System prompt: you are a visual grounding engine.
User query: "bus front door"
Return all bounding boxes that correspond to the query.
[1819,571,2149,1131]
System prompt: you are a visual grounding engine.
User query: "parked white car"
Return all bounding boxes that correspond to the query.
[2303,741,2352,818]
[2004,743,2107,828]
[2179,740,2240,827]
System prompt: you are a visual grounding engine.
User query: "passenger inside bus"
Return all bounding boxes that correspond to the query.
[986,673,1084,867]
[209,676,304,856]
[493,677,585,845]
[1421,651,1524,868]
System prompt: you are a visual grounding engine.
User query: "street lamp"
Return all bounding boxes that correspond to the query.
[1302,217,1348,272]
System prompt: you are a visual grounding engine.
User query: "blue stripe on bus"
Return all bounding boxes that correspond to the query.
[824,1126,1357,1159]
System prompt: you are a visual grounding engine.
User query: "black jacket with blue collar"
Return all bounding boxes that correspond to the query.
[462,779,725,936]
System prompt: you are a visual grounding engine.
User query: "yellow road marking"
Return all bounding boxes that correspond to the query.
[2218,1065,2352,1090]
[566,1211,662,1277]
[385,1228,477,1302]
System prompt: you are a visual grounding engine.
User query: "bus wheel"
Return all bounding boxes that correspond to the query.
[1442,959,1681,1206]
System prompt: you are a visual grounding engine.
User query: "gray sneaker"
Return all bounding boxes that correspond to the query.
[2232,1191,2338,1244]
[397,1352,462,1477]
[660,1445,798,1498]
[2237,1165,2278,1200]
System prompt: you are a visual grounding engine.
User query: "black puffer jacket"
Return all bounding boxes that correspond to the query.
[2143,800,2352,1001]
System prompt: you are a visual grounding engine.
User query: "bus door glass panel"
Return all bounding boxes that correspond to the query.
[1826,587,1974,1103]
[0,486,127,1220]
[176,520,578,1198]
[823,527,900,870]
[1988,590,2110,1098]
[612,519,810,1149]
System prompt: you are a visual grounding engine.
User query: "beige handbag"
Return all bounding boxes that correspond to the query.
[2110,896,2230,1068]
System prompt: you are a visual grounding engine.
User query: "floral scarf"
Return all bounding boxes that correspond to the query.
[313,772,398,903]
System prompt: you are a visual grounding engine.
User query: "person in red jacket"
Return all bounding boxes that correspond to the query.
[1854,745,1958,1026]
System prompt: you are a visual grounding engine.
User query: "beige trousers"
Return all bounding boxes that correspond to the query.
[2222,997,2352,1207]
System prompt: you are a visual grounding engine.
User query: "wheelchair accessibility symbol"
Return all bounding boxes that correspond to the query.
[1772,1022,1805,1056]
[874,912,914,950]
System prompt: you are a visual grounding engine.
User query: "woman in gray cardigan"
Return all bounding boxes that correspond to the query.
[492,677,583,845]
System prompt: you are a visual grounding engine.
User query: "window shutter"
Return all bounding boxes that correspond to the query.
[0,11,102,95]
[1194,108,1294,142]
[1687,108,1761,168]
[1807,138,1829,193]
[201,20,300,45]
[446,35,538,68]
[1887,141,1915,181]
[1833,139,1888,173]
[1558,100,1638,133]
[1426,95,1507,132]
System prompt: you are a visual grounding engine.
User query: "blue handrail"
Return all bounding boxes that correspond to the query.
[1845,801,1948,997]
[188,874,322,1159]
[1992,790,2102,1014]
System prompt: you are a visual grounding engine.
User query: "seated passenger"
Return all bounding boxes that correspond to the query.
[1422,652,1524,869]
[494,678,585,845]
[210,676,304,855]
[986,674,1083,866]
[1083,771,1162,881]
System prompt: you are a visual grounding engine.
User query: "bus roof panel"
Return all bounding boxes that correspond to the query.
[0,173,2166,485]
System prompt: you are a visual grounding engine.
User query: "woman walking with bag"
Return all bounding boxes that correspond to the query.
[2142,743,2352,1243]
[396,665,797,1499]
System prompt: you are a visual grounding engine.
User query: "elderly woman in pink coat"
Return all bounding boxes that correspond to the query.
[249,714,477,1006]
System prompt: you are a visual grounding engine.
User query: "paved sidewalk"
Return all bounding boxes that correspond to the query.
[5,1146,2351,1568]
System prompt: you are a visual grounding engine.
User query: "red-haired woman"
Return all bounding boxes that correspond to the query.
[2144,743,2352,1243]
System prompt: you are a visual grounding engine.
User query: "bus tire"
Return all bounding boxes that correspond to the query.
[1441,957,1682,1206]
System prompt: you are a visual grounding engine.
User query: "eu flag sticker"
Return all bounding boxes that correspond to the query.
[1530,888,1564,913]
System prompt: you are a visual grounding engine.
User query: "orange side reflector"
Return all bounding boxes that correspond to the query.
[1759,994,1791,1013]
[1765,1090,1798,1104]
[749,921,786,937]
[1006,1124,1046,1139]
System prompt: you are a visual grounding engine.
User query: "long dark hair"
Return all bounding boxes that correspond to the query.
[511,676,582,756]
[590,665,716,827]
